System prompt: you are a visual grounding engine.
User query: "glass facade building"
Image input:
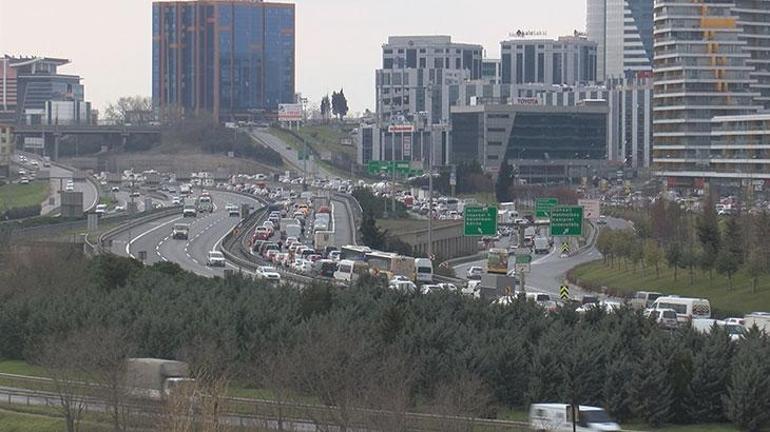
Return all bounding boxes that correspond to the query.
[587,0,654,80]
[152,1,295,121]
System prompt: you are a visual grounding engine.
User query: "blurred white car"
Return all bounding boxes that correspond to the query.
[256,266,281,281]
[206,251,226,267]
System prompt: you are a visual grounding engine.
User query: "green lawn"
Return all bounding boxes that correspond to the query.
[623,422,746,432]
[0,361,48,377]
[0,406,112,432]
[570,260,770,316]
[0,182,48,210]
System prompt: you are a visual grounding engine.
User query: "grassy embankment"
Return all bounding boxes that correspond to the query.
[0,182,49,211]
[569,259,770,316]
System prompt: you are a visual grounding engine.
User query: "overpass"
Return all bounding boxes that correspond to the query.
[12,124,161,160]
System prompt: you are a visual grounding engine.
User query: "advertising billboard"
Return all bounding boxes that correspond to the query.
[278,104,303,122]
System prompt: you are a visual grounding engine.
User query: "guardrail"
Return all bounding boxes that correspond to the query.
[96,207,181,254]
[0,374,532,432]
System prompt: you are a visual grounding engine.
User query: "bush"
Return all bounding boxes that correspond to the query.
[1,204,42,220]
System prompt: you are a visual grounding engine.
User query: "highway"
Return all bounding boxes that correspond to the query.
[453,217,632,299]
[108,191,261,277]
[12,153,99,214]
[248,129,335,179]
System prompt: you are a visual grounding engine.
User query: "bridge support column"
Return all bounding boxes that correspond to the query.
[53,133,61,161]
[121,133,129,152]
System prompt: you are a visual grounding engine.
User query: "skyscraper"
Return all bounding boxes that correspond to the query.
[587,0,654,80]
[152,0,295,121]
[733,0,770,110]
[652,0,760,180]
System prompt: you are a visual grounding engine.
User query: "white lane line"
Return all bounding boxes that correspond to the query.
[126,216,183,258]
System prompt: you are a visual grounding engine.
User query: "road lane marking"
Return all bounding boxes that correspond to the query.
[126,216,183,258]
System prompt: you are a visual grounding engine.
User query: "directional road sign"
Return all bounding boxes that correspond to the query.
[560,284,570,301]
[550,206,584,237]
[464,206,498,237]
[536,198,559,219]
[515,254,532,264]
[578,199,601,220]
[560,242,570,254]
[366,160,413,176]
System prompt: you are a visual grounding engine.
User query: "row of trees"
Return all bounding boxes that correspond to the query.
[352,187,413,256]
[320,89,349,122]
[1,244,770,430]
[599,198,770,291]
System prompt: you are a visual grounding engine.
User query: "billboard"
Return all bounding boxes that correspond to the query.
[578,199,601,220]
[387,124,415,133]
[24,137,44,149]
[278,104,303,122]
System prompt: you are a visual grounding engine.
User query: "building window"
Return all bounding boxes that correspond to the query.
[488,141,503,146]
[488,155,499,160]
[488,127,506,132]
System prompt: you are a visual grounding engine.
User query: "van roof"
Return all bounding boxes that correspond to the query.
[656,296,709,303]
[530,403,604,411]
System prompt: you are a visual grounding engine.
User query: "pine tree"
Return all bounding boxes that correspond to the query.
[686,326,733,423]
[665,242,682,281]
[724,333,770,432]
[360,212,385,250]
[526,328,564,404]
[630,335,673,427]
[697,196,720,280]
[495,162,513,203]
[603,353,634,423]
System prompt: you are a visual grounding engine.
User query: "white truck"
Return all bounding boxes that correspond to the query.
[314,231,335,251]
[533,236,550,254]
[125,358,195,401]
[529,403,620,432]
[285,224,302,240]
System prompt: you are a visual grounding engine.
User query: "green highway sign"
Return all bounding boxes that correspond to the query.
[464,206,498,237]
[366,160,413,176]
[536,198,559,219]
[550,206,584,237]
[515,254,533,264]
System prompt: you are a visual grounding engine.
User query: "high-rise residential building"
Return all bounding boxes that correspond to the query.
[500,36,598,86]
[1,56,89,125]
[152,0,295,122]
[734,0,770,110]
[652,0,762,181]
[376,36,483,124]
[587,0,654,80]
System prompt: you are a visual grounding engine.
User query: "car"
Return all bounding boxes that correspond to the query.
[206,250,226,267]
[95,204,108,215]
[130,191,140,198]
[183,204,197,218]
[255,266,281,281]
[597,215,608,225]
[647,308,679,330]
[328,250,341,261]
[724,317,745,326]
[19,177,29,184]
[466,266,484,280]
[111,186,120,192]
[65,184,75,192]
[114,205,126,212]
[389,280,417,292]
[172,196,182,205]
[226,204,240,217]
[420,284,443,294]
[172,223,190,240]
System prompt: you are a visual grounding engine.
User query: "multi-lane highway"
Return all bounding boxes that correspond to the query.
[248,129,334,179]
[12,153,99,214]
[109,191,260,277]
[454,216,632,299]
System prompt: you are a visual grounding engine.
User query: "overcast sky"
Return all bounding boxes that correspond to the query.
[0,0,585,114]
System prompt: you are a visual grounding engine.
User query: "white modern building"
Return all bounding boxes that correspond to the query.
[500,36,598,86]
[587,0,654,80]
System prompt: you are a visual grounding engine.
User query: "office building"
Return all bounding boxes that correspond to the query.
[652,0,761,182]
[500,36,598,86]
[1,56,89,125]
[376,36,482,125]
[450,102,611,183]
[587,0,654,80]
[482,59,502,84]
[357,119,451,168]
[152,0,295,121]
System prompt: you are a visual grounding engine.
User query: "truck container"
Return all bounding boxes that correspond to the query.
[534,236,550,254]
[125,358,194,401]
[314,231,335,251]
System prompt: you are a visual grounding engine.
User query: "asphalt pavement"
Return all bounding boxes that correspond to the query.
[247,129,334,179]
[453,217,632,298]
[109,191,260,277]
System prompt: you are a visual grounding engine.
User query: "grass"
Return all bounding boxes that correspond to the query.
[0,182,49,210]
[0,361,48,378]
[623,422,745,432]
[570,259,770,316]
[0,406,112,432]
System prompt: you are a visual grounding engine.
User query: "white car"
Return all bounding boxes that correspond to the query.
[256,266,281,281]
[111,186,120,192]
[114,205,126,212]
[466,266,484,280]
[226,204,240,217]
[206,251,226,267]
[462,280,481,298]
[172,196,182,205]
[95,204,108,215]
[65,184,75,192]
[389,280,417,292]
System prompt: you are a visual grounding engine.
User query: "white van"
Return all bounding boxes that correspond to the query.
[648,296,711,323]
[415,258,433,283]
[333,259,367,283]
[529,403,620,432]
[744,312,770,334]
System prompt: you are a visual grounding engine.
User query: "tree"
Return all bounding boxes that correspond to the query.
[686,326,733,423]
[87,327,137,432]
[696,197,720,280]
[104,96,153,125]
[716,247,741,290]
[630,335,673,427]
[665,242,683,281]
[331,89,349,121]
[427,372,492,432]
[643,239,663,278]
[596,230,614,265]
[495,162,514,203]
[724,332,770,432]
[603,353,634,423]
[722,217,744,267]
[746,248,764,293]
[360,212,385,250]
[320,95,331,123]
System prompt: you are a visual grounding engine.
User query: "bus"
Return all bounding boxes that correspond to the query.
[487,248,509,275]
[339,245,371,262]
[364,251,416,281]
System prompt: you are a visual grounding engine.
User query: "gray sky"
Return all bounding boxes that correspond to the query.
[0,0,585,114]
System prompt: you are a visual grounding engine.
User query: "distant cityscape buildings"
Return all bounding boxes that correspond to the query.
[500,36,598,86]
[152,0,296,122]
[0,56,92,126]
